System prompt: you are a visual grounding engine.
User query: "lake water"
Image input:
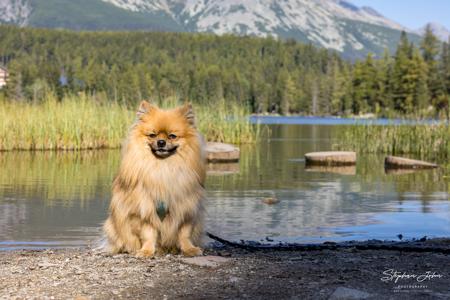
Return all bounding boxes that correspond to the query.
[1,119,449,250]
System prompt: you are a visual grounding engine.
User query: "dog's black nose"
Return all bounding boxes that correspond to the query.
[157,140,166,147]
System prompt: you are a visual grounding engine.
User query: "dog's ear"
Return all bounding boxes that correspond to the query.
[179,103,196,127]
[137,100,154,118]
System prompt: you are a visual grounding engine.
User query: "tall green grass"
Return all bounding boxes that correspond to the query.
[334,124,450,160]
[153,96,260,145]
[196,101,260,145]
[0,94,132,150]
[0,95,259,150]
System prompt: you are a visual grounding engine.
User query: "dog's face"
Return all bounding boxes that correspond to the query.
[134,101,197,159]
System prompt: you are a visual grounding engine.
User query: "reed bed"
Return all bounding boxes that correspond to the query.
[196,101,260,145]
[154,97,260,145]
[334,123,450,160]
[0,95,132,150]
[0,95,259,151]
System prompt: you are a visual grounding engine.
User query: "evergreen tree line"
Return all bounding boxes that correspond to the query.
[0,25,449,116]
[351,29,450,117]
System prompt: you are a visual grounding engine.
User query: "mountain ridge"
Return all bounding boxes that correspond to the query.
[416,22,450,42]
[0,0,424,58]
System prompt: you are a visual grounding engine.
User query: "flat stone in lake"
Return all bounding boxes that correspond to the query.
[206,142,240,163]
[385,156,438,169]
[304,151,356,166]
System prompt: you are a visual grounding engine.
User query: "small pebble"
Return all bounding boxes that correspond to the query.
[262,197,279,205]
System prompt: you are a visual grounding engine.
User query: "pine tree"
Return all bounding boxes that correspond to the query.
[398,31,413,58]
[275,69,297,115]
[442,40,450,94]
[440,39,450,117]
[420,25,446,112]
[410,48,429,112]
[350,61,366,114]
[391,32,413,113]
[5,60,24,101]
[421,25,439,64]
[376,49,393,114]
[350,54,377,114]
[340,64,353,115]
[326,58,347,115]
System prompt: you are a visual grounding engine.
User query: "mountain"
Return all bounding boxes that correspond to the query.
[417,22,450,42]
[0,0,30,26]
[0,0,422,59]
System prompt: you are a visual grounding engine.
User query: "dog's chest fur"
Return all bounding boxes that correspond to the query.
[136,157,203,221]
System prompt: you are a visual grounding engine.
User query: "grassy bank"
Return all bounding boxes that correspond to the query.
[334,124,450,160]
[0,95,259,150]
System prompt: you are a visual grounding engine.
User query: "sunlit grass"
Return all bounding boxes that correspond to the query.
[196,101,260,145]
[334,124,450,160]
[0,95,259,150]
[0,94,131,150]
[155,96,260,145]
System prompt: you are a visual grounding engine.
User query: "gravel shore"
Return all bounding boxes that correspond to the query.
[1,240,450,299]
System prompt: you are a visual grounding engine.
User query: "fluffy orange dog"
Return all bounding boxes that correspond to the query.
[104,101,206,257]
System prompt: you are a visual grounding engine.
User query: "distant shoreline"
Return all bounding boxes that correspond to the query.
[249,114,447,125]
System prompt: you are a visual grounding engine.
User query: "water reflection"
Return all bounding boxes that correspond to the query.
[0,151,119,202]
[0,151,117,249]
[0,124,449,249]
[207,125,449,243]
[305,165,357,175]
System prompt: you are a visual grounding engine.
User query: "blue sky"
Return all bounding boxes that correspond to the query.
[351,0,450,29]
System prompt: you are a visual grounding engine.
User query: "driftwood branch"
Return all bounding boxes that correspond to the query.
[206,232,450,254]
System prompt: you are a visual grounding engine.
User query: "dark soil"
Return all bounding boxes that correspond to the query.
[1,239,450,299]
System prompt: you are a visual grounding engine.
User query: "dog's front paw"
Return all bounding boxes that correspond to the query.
[182,246,203,257]
[136,248,155,258]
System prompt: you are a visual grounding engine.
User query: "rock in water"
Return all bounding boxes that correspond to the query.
[206,142,240,163]
[262,197,279,205]
[304,151,356,166]
[385,156,438,169]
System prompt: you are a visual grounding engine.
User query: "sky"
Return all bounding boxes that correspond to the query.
[350,0,450,29]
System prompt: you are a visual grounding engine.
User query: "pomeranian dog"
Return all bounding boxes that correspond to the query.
[104,101,206,257]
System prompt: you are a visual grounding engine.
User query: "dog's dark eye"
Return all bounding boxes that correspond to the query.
[168,134,177,140]
[148,133,157,138]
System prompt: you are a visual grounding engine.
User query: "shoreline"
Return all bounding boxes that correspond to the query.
[2,239,449,299]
